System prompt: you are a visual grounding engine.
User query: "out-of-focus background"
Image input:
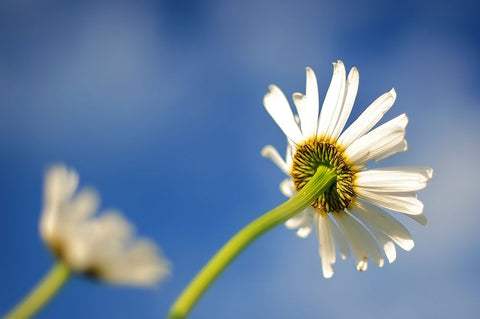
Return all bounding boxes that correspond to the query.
[1,0,479,318]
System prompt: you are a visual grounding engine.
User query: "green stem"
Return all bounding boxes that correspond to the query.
[4,261,71,319]
[167,166,336,319]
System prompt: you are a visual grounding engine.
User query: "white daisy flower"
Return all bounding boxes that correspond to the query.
[39,165,170,286]
[262,61,432,278]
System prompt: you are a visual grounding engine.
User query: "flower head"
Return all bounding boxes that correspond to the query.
[262,61,432,278]
[40,165,170,286]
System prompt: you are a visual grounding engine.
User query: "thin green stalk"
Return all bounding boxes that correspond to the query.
[167,166,336,319]
[4,261,71,319]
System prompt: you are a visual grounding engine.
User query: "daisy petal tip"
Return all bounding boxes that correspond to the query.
[305,68,318,86]
[348,66,359,80]
[47,165,78,186]
[284,220,297,229]
[333,60,345,72]
[409,213,428,227]
[260,145,274,157]
[386,254,396,264]
[403,240,415,251]
[420,213,428,226]
[296,226,312,238]
[389,88,397,98]
[292,92,305,101]
[397,113,409,127]
[413,203,424,215]
[426,168,434,179]
[357,260,368,272]
[262,94,271,106]
[279,179,294,197]
[264,85,281,101]
[267,84,278,92]
[323,268,334,279]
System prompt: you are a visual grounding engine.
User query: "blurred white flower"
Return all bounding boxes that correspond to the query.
[39,165,170,286]
[262,61,432,278]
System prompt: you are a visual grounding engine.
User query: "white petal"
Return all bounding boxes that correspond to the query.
[345,114,408,167]
[264,85,304,144]
[285,209,308,229]
[404,213,428,226]
[261,145,290,175]
[86,213,170,287]
[293,93,307,130]
[297,225,313,238]
[356,189,424,215]
[40,203,59,243]
[296,208,315,238]
[287,137,297,151]
[355,166,433,192]
[65,230,95,271]
[332,211,384,269]
[93,212,134,246]
[69,189,99,222]
[323,61,348,138]
[330,67,359,140]
[45,165,79,205]
[328,216,351,259]
[101,240,170,286]
[41,166,80,242]
[375,140,408,162]
[305,67,320,129]
[292,67,320,138]
[294,114,300,125]
[68,213,132,271]
[315,212,336,278]
[332,212,370,271]
[285,207,315,239]
[285,143,294,168]
[370,229,397,263]
[371,166,434,179]
[40,210,56,243]
[357,260,368,271]
[338,88,397,149]
[348,198,414,251]
[317,61,346,139]
[279,179,295,197]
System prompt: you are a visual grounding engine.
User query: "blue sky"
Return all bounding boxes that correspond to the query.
[1,0,479,318]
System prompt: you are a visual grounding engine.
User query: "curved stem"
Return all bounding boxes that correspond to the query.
[167,166,336,319]
[4,261,71,319]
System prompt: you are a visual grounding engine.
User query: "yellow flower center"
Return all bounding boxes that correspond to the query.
[291,138,356,213]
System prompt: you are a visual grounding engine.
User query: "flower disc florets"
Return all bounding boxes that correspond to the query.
[291,138,356,213]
